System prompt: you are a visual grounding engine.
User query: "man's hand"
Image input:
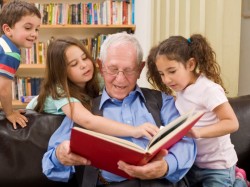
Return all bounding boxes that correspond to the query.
[6,109,28,129]
[56,140,91,166]
[117,149,168,179]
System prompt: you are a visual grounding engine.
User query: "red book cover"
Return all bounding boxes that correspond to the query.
[70,110,203,178]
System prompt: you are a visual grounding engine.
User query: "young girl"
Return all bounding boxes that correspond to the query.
[26,36,159,139]
[146,34,247,186]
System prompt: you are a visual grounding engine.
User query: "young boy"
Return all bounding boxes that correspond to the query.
[0,0,41,129]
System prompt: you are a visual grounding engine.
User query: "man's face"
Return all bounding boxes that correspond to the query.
[101,43,142,100]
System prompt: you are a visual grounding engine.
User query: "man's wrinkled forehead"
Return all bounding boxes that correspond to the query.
[105,44,137,66]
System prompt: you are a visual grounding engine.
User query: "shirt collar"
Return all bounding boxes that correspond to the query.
[1,34,20,53]
[99,85,146,110]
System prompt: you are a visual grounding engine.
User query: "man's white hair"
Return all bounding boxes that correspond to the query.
[99,32,143,66]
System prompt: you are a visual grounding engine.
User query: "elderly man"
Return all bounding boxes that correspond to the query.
[42,32,196,187]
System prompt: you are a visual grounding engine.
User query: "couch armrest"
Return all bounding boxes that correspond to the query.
[229,95,250,179]
[0,110,75,187]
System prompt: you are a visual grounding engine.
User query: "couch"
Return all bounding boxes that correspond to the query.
[0,110,75,187]
[0,95,249,187]
[230,95,250,179]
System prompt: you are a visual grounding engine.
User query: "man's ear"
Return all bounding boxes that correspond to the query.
[2,24,12,37]
[186,58,196,71]
[96,59,104,76]
[137,61,145,79]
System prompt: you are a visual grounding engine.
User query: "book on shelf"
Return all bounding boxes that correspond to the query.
[34,0,134,26]
[20,95,37,103]
[12,77,43,101]
[70,110,204,178]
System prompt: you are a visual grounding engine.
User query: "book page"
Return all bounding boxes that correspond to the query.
[146,111,204,154]
[146,111,192,150]
[148,117,188,149]
[73,127,145,152]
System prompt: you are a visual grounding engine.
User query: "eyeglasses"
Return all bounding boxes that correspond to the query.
[102,65,139,77]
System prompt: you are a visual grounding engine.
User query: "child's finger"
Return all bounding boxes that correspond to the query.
[12,122,17,130]
[19,115,28,122]
[17,118,27,128]
[17,109,26,114]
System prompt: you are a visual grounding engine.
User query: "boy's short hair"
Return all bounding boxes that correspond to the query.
[0,0,41,34]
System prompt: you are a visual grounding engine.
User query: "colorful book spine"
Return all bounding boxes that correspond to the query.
[131,0,135,24]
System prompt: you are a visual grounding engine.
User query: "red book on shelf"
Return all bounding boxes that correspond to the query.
[70,110,203,178]
[122,1,128,24]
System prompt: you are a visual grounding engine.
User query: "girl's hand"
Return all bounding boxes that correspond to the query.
[133,123,159,139]
[6,109,28,129]
[186,127,201,139]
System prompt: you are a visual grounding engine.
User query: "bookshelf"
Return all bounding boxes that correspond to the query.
[17,64,46,77]
[10,0,136,109]
[40,24,136,31]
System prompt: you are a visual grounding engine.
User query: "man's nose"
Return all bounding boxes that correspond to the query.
[115,71,127,80]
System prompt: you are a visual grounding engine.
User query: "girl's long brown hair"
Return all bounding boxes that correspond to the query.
[146,46,173,95]
[34,36,100,113]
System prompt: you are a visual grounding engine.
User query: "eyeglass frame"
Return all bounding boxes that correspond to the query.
[101,64,140,77]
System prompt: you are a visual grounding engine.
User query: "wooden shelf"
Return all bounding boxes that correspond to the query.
[40,24,136,32]
[19,64,45,69]
[16,64,46,77]
[0,100,27,109]
[13,100,28,109]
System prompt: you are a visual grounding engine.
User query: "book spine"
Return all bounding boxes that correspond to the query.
[122,1,128,25]
[21,95,36,103]
[131,0,135,24]
[137,153,154,166]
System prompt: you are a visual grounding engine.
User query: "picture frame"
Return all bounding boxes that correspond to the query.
[242,0,250,18]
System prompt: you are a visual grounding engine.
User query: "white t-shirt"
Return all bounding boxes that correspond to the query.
[175,75,237,169]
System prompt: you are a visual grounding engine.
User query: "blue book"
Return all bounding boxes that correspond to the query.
[131,0,134,24]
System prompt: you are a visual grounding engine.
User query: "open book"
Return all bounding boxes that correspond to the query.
[70,110,204,178]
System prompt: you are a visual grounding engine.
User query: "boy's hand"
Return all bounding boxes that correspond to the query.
[134,123,159,140]
[6,109,28,129]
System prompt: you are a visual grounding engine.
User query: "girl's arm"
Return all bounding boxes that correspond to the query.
[62,102,159,139]
[188,102,239,138]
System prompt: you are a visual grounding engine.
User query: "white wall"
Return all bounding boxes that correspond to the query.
[134,0,152,88]
[238,17,250,96]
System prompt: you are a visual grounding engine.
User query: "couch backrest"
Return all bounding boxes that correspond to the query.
[0,110,75,187]
[229,95,250,179]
